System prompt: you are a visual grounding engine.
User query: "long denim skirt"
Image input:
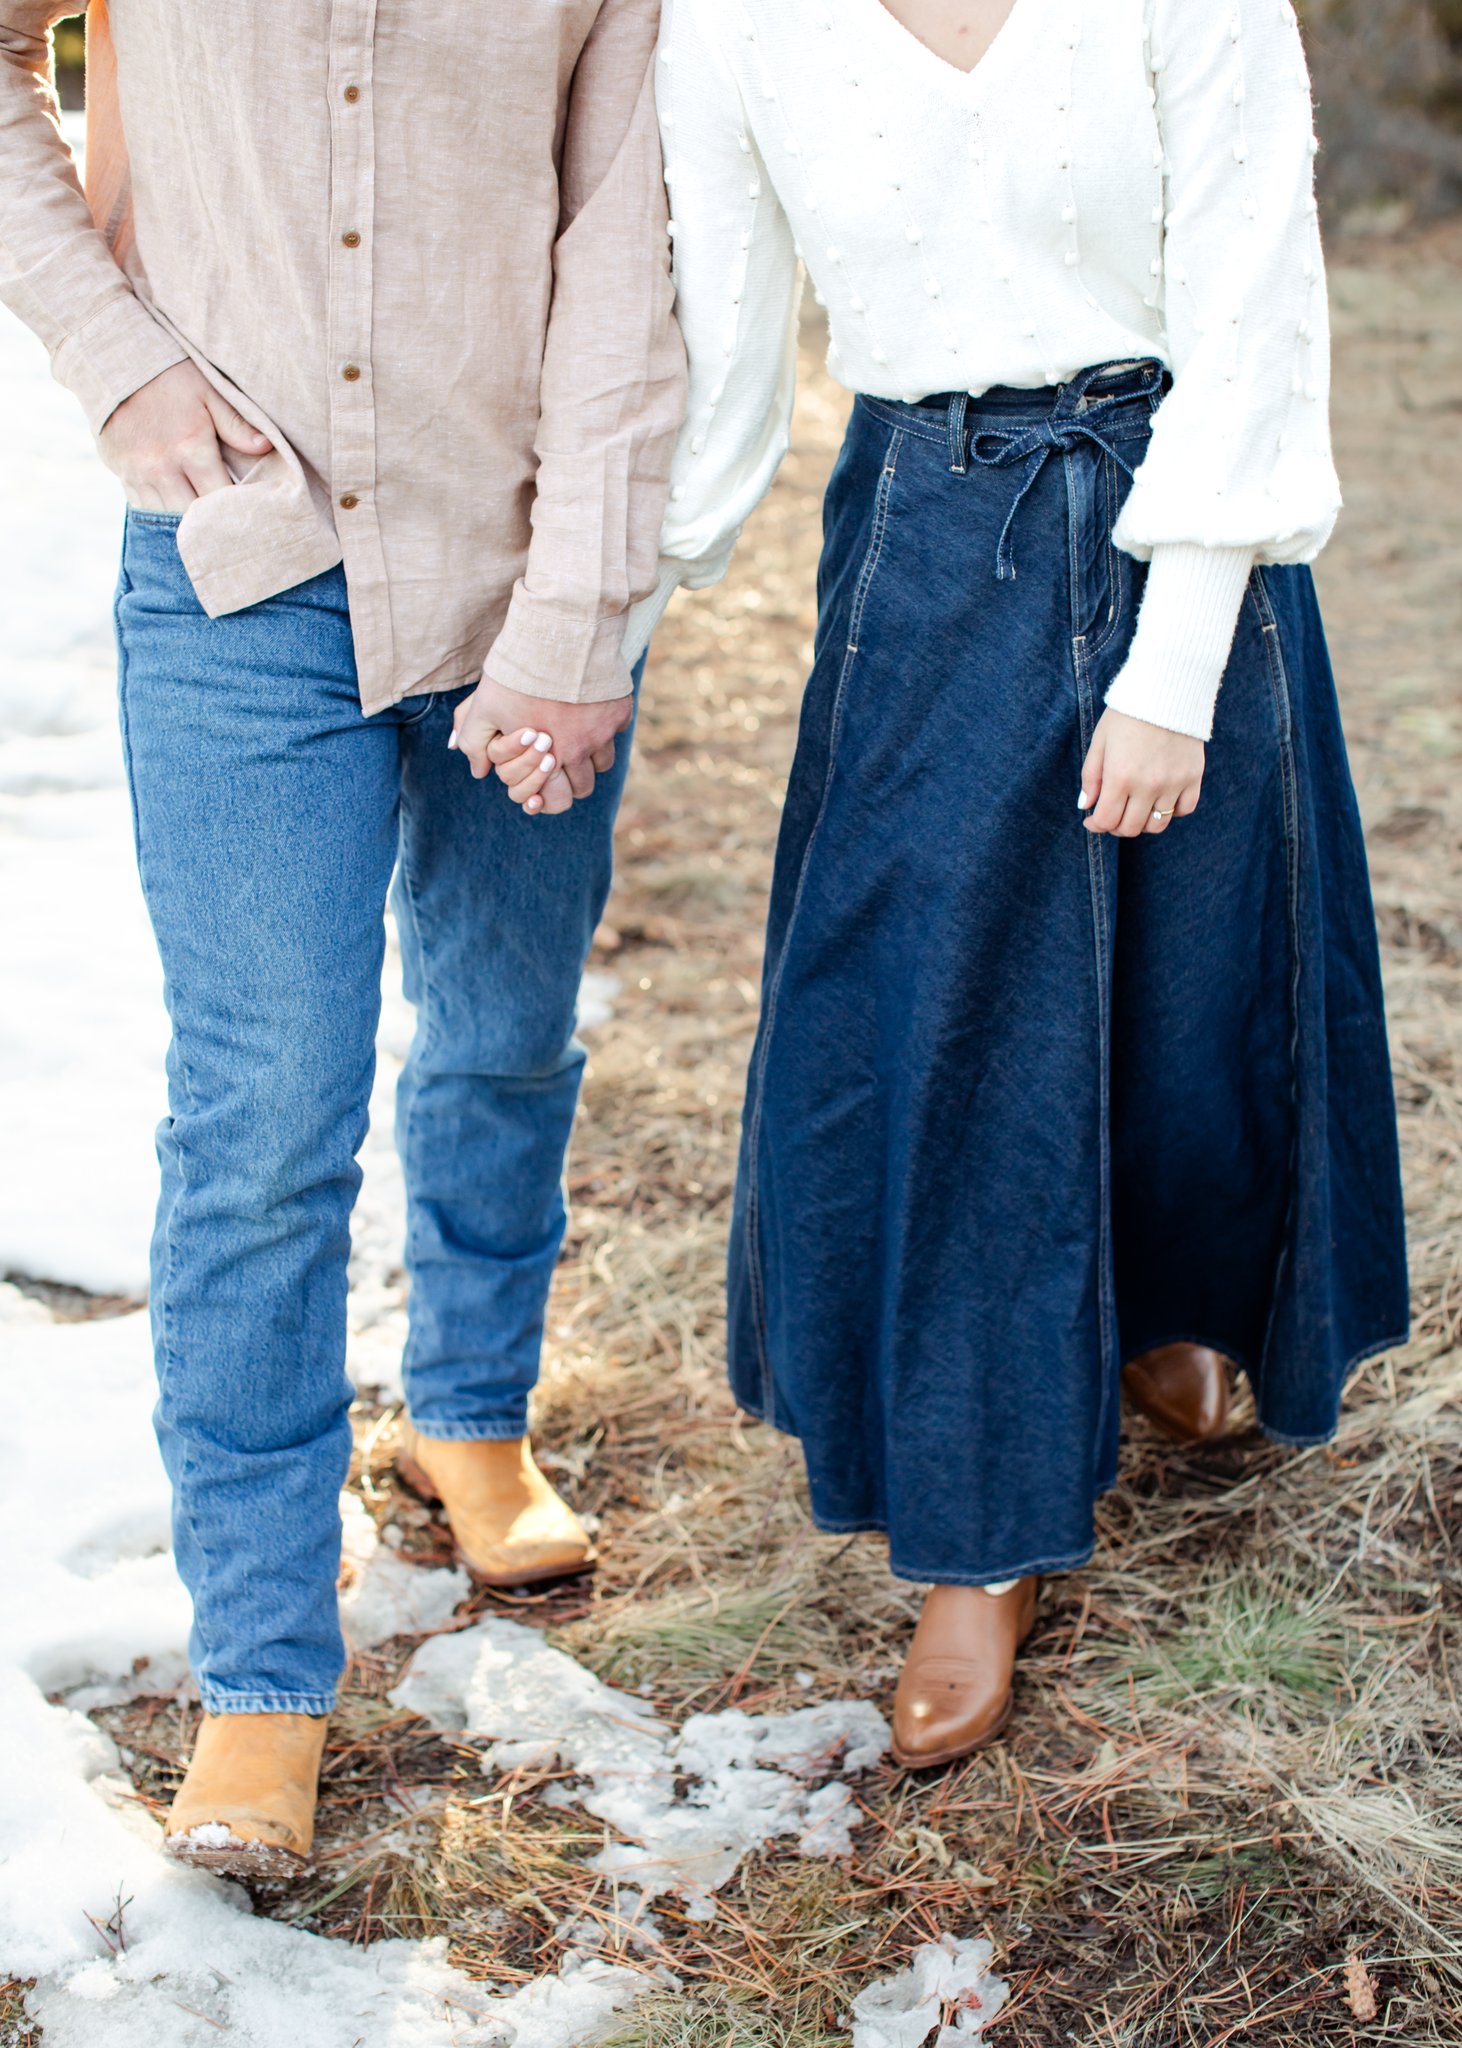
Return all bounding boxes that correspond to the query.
[727,361,1410,1586]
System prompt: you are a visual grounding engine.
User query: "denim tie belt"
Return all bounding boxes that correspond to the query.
[966,419,1138,582]
[933,363,1162,582]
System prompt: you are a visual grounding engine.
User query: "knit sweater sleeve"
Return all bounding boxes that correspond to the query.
[1104,0,1340,741]
[622,0,801,666]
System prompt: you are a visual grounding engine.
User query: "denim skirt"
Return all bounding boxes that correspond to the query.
[726,361,1410,1586]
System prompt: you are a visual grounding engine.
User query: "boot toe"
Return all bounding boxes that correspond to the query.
[164,1712,327,1878]
[892,1664,1012,1764]
[890,1581,1037,1768]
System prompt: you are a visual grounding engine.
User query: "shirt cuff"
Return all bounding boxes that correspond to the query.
[485,586,637,706]
[50,291,191,438]
[1103,544,1255,742]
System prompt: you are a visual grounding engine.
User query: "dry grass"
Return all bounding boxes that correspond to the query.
[84,231,1462,2045]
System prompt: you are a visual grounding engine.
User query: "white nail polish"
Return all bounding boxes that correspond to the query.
[541,755,555,772]
[534,733,552,753]
[447,731,459,751]
[520,729,537,744]
[1077,791,1091,809]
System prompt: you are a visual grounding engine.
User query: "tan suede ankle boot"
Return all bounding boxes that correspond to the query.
[892,1579,1039,1769]
[165,1711,329,1880]
[396,1424,596,1588]
[1122,1343,1231,1442]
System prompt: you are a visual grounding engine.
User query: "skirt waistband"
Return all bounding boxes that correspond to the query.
[858,362,1169,584]
[859,359,1168,451]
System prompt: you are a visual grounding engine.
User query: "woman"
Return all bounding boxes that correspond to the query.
[496,0,1409,1767]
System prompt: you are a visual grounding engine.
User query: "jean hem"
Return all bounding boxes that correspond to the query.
[406,1419,530,1444]
[198,1693,337,1717]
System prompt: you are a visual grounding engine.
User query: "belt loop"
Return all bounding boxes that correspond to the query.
[947,391,970,476]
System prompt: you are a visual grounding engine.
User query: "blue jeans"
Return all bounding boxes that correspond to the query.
[729,364,1410,1585]
[116,513,635,1713]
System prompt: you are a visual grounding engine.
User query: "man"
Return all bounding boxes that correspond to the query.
[0,1,683,1877]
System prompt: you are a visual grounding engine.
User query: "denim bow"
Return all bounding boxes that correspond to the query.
[968,417,1138,581]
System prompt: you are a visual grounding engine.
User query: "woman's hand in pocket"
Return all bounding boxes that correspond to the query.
[100,361,272,512]
[1079,707,1205,838]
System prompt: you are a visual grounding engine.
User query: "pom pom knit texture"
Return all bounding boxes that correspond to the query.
[639,0,1339,740]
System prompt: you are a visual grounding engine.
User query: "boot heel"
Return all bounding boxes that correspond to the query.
[396,1454,443,1506]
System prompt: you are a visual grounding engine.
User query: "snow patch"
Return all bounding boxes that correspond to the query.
[170,1821,246,1851]
[0,1304,192,1700]
[1,1667,652,2048]
[391,1616,889,1919]
[339,1491,472,1649]
[851,1935,1009,2048]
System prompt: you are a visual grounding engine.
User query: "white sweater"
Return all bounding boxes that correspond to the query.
[630,0,1341,741]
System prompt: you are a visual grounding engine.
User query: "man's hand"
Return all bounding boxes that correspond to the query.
[100,361,273,512]
[450,676,630,814]
[1079,707,1205,838]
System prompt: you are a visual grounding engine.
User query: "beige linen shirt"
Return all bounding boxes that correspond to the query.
[0,1,685,712]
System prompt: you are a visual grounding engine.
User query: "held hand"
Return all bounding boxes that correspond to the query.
[1079,707,1205,838]
[450,675,630,813]
[99,361,273,512]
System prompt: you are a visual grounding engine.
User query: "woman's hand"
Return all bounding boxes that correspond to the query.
[1079,707,1205,838]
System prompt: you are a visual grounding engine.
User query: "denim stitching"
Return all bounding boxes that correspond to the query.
[857,392,1158,451]
[1069,622,1118,1479]
[199,1692,337,1717]
[1248,569,1305,1413]
[1083,450,1129,661]
[391,759,432,1409]
[744,425,905,1426]
[116,547,225,1689]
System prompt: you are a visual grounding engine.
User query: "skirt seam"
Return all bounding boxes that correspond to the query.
[742,422,906,1427]
[1250,567,1306,1402]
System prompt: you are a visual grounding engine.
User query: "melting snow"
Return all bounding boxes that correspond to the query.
[339,1491,472,1649]
[391,1616,890,1920]
[851,1935,1009,2048]
[0,1671,652,2048]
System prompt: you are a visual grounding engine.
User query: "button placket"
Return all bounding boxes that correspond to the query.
[325,0,391,672]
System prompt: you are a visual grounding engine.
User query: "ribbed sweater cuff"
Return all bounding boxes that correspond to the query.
[622,561,684,668]
[1103,544,1255,742]
[620,540,738,668]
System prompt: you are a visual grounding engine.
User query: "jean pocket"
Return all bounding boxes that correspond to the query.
[125,508,185,529]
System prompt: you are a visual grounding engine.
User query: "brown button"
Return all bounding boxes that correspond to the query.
[341,230,361,248]
[339,494,359,511]
[343,84,361,103]
[342,364,361,382]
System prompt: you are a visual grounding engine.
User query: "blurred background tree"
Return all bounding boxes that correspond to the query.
[52,14,84,110]
[1305,0,1462,220]
[43,4,1462,224]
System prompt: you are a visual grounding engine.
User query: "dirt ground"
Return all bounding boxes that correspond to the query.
[13,226,1462,2046]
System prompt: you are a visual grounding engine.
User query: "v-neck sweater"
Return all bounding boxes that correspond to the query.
[631,0,1341,741]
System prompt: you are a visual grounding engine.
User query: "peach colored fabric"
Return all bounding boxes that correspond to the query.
[0,2,685,710]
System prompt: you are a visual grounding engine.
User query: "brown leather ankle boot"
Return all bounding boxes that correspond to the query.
[165,1712,328,1880]
[1123,1343,1231,1442]
[396,1424,596,1588]
[891,1578,1038,1769]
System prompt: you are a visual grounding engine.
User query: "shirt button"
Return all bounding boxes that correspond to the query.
[343,83,361,103]
[341,230,362,248]
[339,493,359,510]
[342,364,361,382]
